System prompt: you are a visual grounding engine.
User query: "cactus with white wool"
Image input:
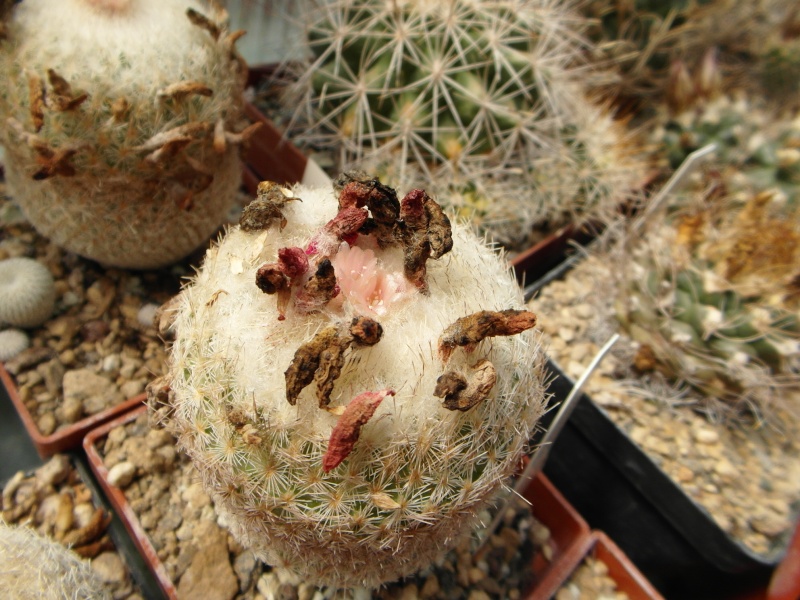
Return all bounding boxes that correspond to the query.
[0,0,254,269]
[150,174,548,588]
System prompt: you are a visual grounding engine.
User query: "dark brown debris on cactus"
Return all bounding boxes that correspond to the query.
[284,316,383,407]
[398,189,453,293]
[27,73,45,131]
[435,359,497,412]
[256,247,309,320]
[294,258,338,314]
[240,181,299,231]
[186,7,220,39]
[439,309,538,363]
[322,389,394,472]
[46,69,89,112]
[336,172,401,246]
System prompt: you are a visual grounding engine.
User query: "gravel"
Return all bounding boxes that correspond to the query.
[528,257,800,556]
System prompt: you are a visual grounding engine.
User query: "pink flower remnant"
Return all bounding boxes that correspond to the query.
[332,243,409,316]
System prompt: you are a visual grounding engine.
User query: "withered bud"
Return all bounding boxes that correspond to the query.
[320,206,369,247]
[255,263,290,295]
[397,189,453,293]
[322,389,395,472]
[240,181,299,231]
[434,359,497,412]
[285,318,383,407]
[349,315,383,346]
[439,309,538,362]
[186,7,220,39]
[157,80,214,102]
[666,59,695,115]
[31,144,82,180]
[277,247,309,279]
[46,69,89,112]
[294,258,338,314]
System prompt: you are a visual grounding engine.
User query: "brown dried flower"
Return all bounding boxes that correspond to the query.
[294,258,338,314]
[285,316,384,407]
[434,359,497,411]
[439,309,538,362]
[46,69,89,112]
[322,389,394,472]
[398,189,453,293]
[240,181,300,231]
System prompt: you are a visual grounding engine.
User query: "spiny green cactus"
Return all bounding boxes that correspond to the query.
[282,0,645,249]
[605,105,800,422]
[0,0,254,269]
[151,177,548,589]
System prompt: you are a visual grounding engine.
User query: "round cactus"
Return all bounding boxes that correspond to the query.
[0,328,30,362]
[282,0,645,248]
[0,523,111,600]
[601,99,800,422]
[0,0,254,269]
[152,176,548,588]
[0,257,56,327]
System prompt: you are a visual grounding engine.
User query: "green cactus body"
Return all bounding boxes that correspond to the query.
[611,167,800,420]
[283,0,645,249]
[157,181,547,588]
[0,0,250,269]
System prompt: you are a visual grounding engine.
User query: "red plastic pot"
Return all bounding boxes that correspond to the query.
[84,406,177,599]
[0,363,145,459]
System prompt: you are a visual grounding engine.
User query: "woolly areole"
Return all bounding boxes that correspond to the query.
[157,179,548,588]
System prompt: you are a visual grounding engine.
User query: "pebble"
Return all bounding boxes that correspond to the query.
[107,461,136,489]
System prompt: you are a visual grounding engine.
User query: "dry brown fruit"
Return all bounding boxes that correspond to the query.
[439,309,538,362]
[285,316,384,407]
[434,359,497,411]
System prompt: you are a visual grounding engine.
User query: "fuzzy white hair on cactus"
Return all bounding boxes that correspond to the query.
[152,175,549,589]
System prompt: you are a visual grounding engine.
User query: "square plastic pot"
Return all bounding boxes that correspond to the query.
[528,258,784,599]
[0,362,146,459]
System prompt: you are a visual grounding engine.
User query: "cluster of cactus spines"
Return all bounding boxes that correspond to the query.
[0,523,111,600]
[608,190,800,422]
[0,257,56,327]
[282,0,645,247]
[0,0,254,269]
[596,103,800,424]
[287,0,587,172]
[151,175,548,588]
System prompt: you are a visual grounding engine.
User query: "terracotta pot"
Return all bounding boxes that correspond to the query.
[0,363,145,459]
[86,406,595,599]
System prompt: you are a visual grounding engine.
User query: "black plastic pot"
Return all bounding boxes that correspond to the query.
[527,260,781,599]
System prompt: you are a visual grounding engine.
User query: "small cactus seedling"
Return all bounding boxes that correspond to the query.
[151,174,548,589]
[0,257,56,327]
[0,0,255,269]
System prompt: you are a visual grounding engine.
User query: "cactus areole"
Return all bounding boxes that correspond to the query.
[0,0,253,269]
[152,174,548,588]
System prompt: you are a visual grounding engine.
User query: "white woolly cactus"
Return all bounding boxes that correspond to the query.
[0,523,111,600]
[152,175,548,589]
[0,257,56,327]
[0,0,254,269]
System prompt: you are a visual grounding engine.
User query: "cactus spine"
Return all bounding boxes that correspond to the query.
[0,0,252,269]
[283,0,645,249]
[154,177,548,589]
